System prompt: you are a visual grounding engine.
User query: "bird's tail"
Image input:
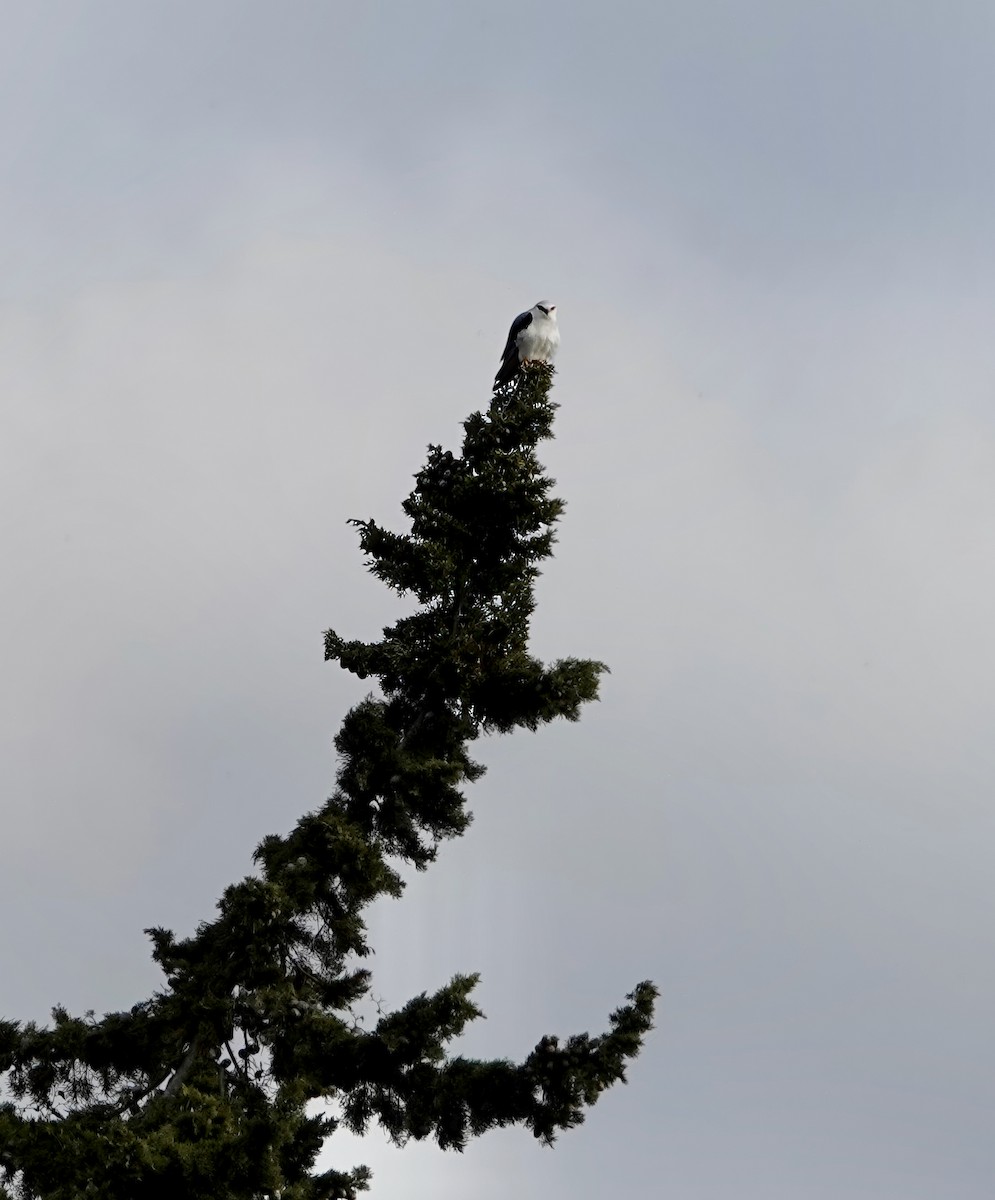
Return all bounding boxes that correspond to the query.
[493,359,518,391]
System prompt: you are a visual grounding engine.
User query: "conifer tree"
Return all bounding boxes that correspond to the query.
[0,364,657,1199]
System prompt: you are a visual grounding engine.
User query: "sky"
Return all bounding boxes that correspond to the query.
[3,1,995,1195]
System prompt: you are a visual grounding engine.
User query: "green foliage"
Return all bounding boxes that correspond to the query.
[0,364,656,1197]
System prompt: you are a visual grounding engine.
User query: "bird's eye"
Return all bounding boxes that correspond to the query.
[537,305,548,314]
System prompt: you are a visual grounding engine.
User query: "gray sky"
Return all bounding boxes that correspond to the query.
[3,2,995,1195]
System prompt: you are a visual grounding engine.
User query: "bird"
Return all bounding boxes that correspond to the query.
[494,302,559,389]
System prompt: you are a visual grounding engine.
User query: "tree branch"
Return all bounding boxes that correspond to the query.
[163,1037,201,1098]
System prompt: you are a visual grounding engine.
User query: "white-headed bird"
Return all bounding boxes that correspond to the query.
[494,302,559,389]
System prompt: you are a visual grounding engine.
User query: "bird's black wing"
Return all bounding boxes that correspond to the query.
[494,310,534,388]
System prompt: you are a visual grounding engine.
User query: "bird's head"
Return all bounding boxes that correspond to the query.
[535,302,557,319]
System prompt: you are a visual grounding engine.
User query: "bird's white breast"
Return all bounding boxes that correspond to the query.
[517,312,560,364]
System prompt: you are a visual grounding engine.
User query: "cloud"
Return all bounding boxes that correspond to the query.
[3,4,995,1191]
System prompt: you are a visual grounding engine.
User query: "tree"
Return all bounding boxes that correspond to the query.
[0,363,657,1198]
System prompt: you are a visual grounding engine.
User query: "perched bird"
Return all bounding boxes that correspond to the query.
[494,302,559,389]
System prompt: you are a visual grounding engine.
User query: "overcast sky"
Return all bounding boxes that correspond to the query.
[4,2,995,1196]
